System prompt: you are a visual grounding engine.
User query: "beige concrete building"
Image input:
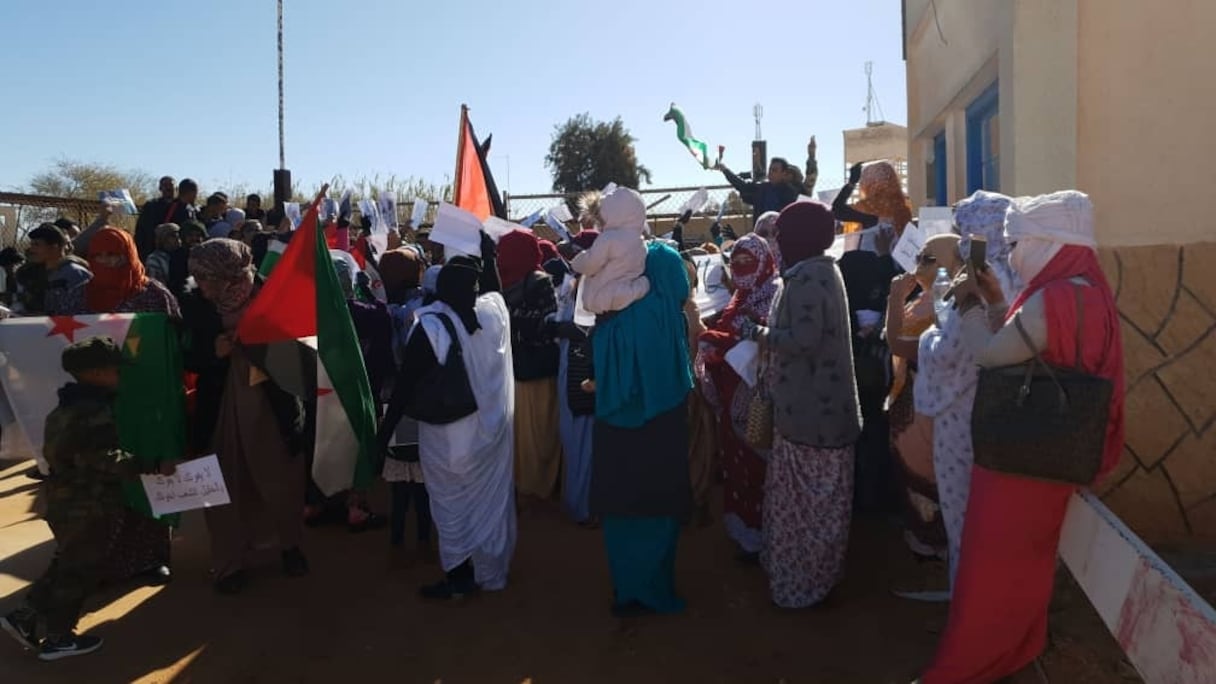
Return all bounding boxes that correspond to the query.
[843,122,909,192]
[903,0,1216,546]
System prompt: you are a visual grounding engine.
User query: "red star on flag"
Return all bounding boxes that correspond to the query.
[317,387,334,397]
[45,316,88,343]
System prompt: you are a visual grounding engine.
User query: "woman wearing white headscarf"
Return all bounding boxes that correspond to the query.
[914,191,1018,592]
[919,191,1125,684]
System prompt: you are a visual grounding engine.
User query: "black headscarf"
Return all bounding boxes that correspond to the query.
[436,256,482,334]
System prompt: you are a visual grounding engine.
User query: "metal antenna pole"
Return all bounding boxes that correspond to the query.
[864,61,875,125]
[277,0,285,168]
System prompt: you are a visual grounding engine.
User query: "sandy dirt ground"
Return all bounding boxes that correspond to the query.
[0,459,1140,683]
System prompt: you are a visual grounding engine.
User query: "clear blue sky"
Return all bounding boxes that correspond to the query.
[0,0,906,198]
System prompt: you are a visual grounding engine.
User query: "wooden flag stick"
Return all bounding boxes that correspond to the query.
[453,104,469,204]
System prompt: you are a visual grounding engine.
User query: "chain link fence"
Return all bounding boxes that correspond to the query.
[504,185,744,222]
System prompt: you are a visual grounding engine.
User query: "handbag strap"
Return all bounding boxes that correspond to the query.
[423,312,466,362]
[1011,284,1088,407]
[1011,314,1066,407]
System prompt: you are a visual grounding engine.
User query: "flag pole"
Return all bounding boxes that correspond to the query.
[453,104,468,204]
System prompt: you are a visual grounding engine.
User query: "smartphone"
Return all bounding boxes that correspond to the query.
[969,237,988,270]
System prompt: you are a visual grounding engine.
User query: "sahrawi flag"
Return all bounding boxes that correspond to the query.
[237,199,377,496]
[0,313,185,518]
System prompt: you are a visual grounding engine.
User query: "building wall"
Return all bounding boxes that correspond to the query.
[1077,0,1216,547]
[843,123,908,167]
[1076,0,1216,248]
[904,0,1216,547]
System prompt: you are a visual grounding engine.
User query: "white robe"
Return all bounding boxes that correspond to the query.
[413,293,517,590]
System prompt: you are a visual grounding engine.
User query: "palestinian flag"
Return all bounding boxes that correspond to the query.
[0,313,185,521]
[453,105,507,221]
[237,201,377,496]
[663,103,711,169]
[259,238,288,277]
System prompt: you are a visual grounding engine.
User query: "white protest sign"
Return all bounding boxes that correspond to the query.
[818,188,841,205]
[573,277,596,327]
[284,202,302,229]
[482,216,519,242]
[140,454,231,517]
[798,194,816,204]
[892,222,925,274]
[545,206,572,242]
[519,210,544,228]
[725,339,760,387]
[99,189,138,215]
[319,198,339,222]
[842,223,886,253]
[549,203,574,223]
[692,254,731,317]
[338,189,354,220]
[358,199,382,232]
[378,192,398,230]
[919,206,954,237]
[430,202,484,255]
[678,187,710,216]
[410,198,429,227]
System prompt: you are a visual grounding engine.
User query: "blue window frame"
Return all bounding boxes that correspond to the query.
[933,132,948,206]
[966,83,1000,193]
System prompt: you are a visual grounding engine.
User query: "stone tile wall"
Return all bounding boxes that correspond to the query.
[1095,242,1216,546]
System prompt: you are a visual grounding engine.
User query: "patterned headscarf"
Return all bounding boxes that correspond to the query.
[86,227,147,313]
[753,210,781,266]
[720,233,780,336]
[854,161,912,235]
[189,238,255,314]
[955,190,1021,298]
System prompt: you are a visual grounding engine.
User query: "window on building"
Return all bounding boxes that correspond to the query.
[926,132,947,206]
[966,84,1000,193]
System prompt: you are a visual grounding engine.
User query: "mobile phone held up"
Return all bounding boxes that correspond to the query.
[969,237,988,271]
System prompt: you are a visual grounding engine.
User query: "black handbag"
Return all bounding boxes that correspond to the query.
[402,313,479,425]
[971,285,1114,485]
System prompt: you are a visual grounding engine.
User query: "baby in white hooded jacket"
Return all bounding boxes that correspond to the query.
[572,187,651,314]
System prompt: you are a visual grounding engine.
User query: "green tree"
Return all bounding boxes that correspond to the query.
[28,159,155,206]
[546,114,651,194]
[20,159,155,232]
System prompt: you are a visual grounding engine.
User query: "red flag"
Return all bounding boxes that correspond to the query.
[238,202,322,345]
[453,105,494,221]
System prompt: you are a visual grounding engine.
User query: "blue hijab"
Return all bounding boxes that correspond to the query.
[594,241,693,428]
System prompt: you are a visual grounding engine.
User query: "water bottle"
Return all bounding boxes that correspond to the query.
[932,267,952,321]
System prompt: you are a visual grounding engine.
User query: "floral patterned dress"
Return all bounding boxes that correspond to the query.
[916,302,981,589]
[762,436,854,608]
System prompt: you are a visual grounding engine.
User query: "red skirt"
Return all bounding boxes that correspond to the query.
[921,466,1074,683]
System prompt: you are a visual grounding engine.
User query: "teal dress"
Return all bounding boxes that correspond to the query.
[590,242,694,614]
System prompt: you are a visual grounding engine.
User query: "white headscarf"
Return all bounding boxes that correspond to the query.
[1004,190,1094,284]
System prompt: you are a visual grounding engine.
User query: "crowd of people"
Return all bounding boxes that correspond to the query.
[0,168,1123,684]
